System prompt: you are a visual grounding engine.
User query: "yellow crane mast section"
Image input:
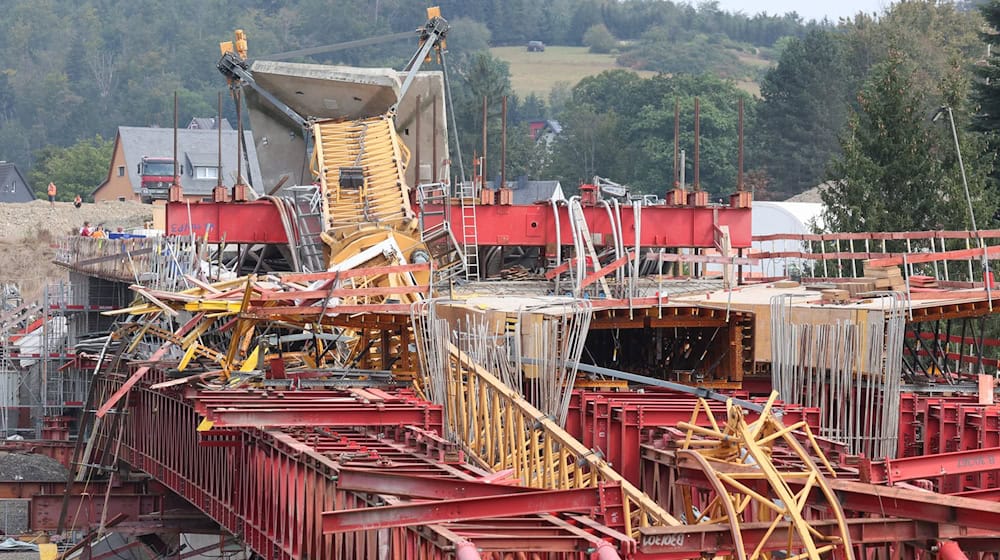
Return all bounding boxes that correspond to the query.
[312,115,416,235]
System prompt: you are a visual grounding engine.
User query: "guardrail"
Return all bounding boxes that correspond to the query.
[752,229,1000,281]
[55,236,196,289]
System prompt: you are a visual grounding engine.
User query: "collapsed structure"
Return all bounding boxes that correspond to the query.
[5,8,1000,560]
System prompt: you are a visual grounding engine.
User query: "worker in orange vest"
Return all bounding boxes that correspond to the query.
[47,182,57,206]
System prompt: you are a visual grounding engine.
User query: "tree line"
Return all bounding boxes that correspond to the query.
[8,0,1000,237]
[0,0,814,200]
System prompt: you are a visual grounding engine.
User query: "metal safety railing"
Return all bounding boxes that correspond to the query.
[752,228,1000,282]
[56,236,199,290]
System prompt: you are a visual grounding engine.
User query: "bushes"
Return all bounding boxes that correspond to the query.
[583,24,617,54]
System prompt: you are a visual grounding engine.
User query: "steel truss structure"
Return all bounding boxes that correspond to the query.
[83,363,637,560]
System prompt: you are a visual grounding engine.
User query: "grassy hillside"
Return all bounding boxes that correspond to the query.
[490,46,655,98]
[492,45,772,99]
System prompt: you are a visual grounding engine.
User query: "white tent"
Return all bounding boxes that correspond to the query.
[751,201,824,278]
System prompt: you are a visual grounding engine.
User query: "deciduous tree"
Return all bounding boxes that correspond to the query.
[28,136,114,201]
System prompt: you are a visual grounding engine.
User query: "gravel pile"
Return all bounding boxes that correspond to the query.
[0,452,69,482]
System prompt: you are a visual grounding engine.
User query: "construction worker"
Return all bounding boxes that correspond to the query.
[47,182,57,206]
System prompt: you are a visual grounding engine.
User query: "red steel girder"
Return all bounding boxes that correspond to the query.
[953,487,1000,501]
[335,467,532,499]
[861,446,1000,485]
[322,484,623,533]
[166,200,753,248]
[189,388,443,431]
[636,518,1000,558]
[659,447,1000,533]
[86,368,635,560]
[31,493,163,531]
[200,406,442,428]
[165,200,289,242]
[826,478,1000,530]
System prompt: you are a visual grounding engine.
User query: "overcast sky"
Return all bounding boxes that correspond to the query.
[712,0,891,22]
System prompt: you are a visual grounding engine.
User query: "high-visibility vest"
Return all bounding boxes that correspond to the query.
[47,183,56,196]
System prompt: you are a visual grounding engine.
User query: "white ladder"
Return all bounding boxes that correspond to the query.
[569,200,610,296]
[458,181,480,281]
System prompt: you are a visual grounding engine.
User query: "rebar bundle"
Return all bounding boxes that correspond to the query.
[411,298,592,427]
[771,293,905,458]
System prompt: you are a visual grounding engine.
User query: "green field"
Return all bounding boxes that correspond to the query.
[491,46,655,98]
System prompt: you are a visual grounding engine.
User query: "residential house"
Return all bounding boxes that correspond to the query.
[93,125,262,202]
[528,120,562,145]
[187,117,232,130]
[0,162,34,203]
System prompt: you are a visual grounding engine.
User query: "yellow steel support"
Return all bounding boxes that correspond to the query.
[312,116,416,234]
[676,393,854,560]
[436,342,680,537]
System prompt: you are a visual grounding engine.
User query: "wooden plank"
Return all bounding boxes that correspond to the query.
[579,252,633,290]
[254,284,430,301]
[130,286,179,317]
[69,246,154,268]
[279,262,430,283]
[95,313,207,417]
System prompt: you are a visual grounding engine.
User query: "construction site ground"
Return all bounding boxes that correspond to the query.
[0,201,151,300]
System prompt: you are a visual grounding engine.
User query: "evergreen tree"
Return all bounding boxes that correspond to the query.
[756,29,849,199]
[974,1,1000,132]
[823,49,996,233]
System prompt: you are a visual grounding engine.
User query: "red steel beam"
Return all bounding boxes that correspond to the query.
[88,368,635,560]
[825,479,1000,532]
[335,468,533,499]
[862,446,1000,485]
[200,406,442,429]
[167,200,753,248]
[953,487,1000,502]
[664,449,1000,532]
[165,200,288,242]
[867,244,1000,267]
[31,493,162,531]
[322,484,621,533]
[754,229,1000,242]
[636,518,1000,557]
[580,252,633,290]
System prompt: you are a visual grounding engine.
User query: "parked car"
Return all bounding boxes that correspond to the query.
[527,41,545,52]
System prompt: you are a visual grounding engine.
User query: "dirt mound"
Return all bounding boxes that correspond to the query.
[0,200,152,301]
[0,200,151,240]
